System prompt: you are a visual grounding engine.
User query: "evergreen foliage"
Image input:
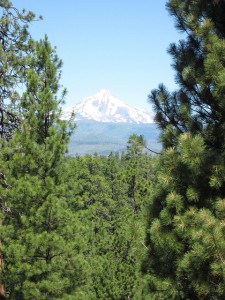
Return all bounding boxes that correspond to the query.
[0,36,88,299]
[65,150,154,300]
[142,0,225,299]
[0,2,37,298]
[0,0,37,140]
[0,3,156,298]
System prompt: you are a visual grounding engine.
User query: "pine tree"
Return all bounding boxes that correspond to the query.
[125,134,151,213]
[0,2,37,297]
[142,1,225,299]
[0,36,88,299]
[66,155,119,299]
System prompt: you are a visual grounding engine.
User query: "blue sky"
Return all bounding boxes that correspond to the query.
[13,0,182,112]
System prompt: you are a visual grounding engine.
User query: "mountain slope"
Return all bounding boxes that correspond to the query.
[69,120,161,156]
[63,89,154,124]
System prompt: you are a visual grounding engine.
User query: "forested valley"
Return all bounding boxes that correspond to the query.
[1,0,225,299]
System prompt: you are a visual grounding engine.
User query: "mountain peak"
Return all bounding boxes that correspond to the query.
[95,88,112,98]
[63,89,154,124]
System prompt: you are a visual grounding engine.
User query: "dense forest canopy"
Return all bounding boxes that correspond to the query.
[0,0,225,299]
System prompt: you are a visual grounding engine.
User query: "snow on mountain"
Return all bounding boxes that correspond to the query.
[62,89,154,124]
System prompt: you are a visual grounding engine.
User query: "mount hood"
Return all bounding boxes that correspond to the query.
[63,89,154,124]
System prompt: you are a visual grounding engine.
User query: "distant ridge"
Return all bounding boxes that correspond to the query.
[68,120,161,156]
[63,89,154,124]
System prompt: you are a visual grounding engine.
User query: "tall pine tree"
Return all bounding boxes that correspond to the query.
[0,36,87,299]
[142,1,225,299]
[0,2,37,297]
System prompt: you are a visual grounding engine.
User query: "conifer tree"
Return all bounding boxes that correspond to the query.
[0,2,37,297]
[0,36,87,299]
[66,155,119,299]
[125,134,150,213]
[142,1,225,299]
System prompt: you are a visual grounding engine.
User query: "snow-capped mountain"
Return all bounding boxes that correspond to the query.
[63,89,154,124]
